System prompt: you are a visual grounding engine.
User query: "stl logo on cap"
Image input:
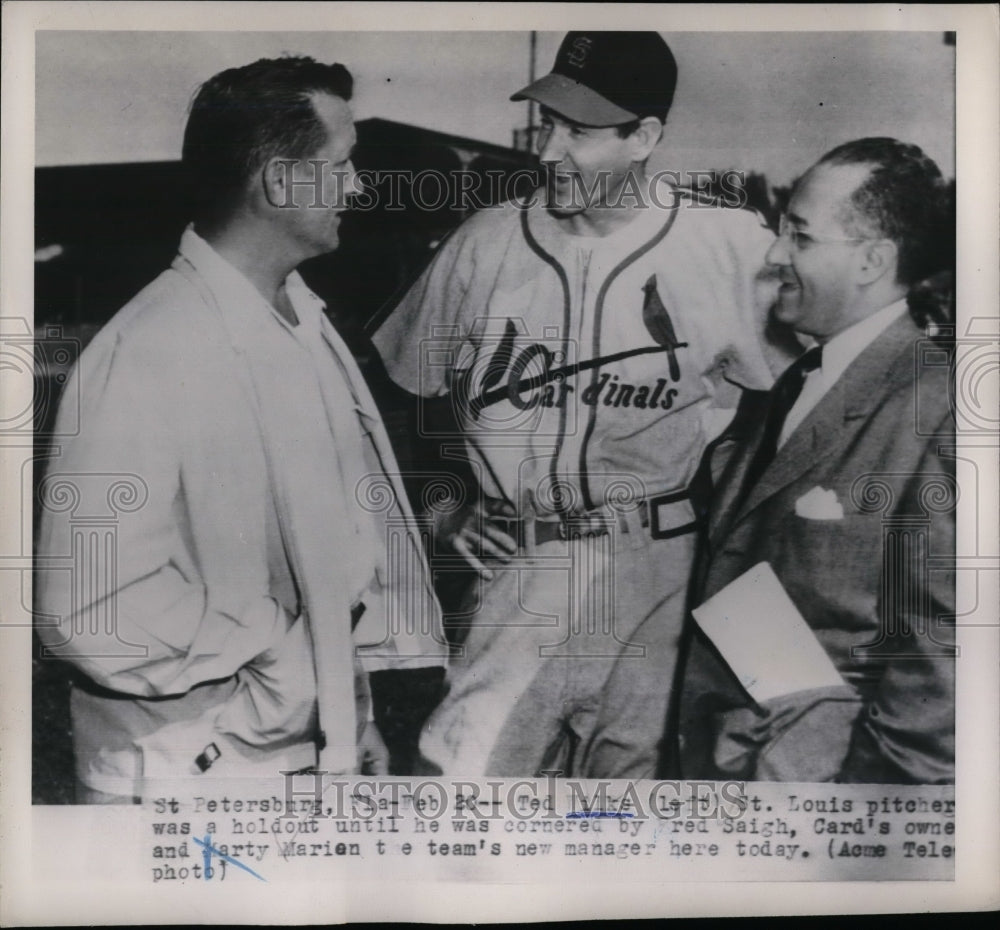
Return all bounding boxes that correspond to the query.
[566,36,592,68]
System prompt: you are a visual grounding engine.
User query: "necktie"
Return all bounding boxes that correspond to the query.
[739,346,823,501]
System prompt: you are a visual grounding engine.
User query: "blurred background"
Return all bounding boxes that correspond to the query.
[32,30,956,801]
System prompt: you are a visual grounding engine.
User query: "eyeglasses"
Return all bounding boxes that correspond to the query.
[778,214,873,251]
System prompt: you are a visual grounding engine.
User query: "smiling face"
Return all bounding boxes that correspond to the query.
[767,162,879,340]
[535,107,643,221]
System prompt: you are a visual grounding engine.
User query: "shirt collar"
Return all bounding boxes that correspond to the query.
[177,225,326,329]
[816,297,909,385]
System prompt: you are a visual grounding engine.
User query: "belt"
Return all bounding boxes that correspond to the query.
[491,490,698,550]
[637,489,700,540]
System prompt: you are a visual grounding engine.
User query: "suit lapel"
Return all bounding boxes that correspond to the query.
[740,376,847,516]
[707,435,752,544]
[710,313,920,546]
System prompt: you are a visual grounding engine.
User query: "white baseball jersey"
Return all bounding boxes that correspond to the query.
[374,180,781,518]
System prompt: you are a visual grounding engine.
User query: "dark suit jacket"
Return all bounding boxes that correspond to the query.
[676,313,956,784]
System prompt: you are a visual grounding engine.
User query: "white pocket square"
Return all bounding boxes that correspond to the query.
[794,486,844,520]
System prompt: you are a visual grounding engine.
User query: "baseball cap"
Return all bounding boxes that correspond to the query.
[511,32,678,127]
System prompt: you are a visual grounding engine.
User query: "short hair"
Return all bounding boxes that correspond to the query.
[615,119,643,139]
[816,137,949,287]
[182,56,353,228]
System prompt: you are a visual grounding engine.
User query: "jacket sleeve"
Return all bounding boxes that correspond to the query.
[35,321,287,699]
[838,414,957,784]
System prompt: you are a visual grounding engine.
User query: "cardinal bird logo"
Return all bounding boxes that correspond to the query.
[642,275,686,382]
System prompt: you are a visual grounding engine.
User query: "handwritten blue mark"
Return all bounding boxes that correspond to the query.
[194,834,267,882]
[566,811,635,819]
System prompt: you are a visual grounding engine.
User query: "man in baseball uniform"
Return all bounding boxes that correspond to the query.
[373,31,793,777]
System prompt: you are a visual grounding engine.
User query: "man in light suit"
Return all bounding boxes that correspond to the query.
[674,138,956,784]
[36,57,445,802]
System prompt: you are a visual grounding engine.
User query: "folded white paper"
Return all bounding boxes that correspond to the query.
[692,561,845,704]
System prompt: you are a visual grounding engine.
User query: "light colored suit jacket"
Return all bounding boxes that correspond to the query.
[36,231,445,797]
[677,313,956,784]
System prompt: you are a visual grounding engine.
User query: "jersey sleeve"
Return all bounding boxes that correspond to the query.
[372,222,478,397]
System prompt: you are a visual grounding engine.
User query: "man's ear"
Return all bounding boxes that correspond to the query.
[856,238,899,286]
[261,156,291,210]
[628,117,664,163]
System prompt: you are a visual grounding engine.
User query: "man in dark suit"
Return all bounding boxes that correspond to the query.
[675,138,956,784]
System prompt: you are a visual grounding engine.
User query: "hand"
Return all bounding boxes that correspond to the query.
[214,613,317,748]
[432,498,518,580]
[358,719,390,775]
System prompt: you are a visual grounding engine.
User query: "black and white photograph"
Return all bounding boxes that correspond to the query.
[2,1,997,923]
